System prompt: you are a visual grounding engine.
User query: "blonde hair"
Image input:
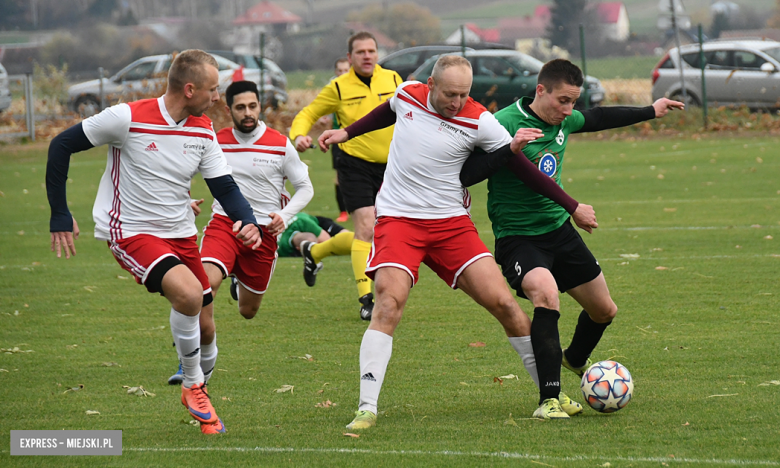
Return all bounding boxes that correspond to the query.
[431,55,472,81]
[168,49,219,92]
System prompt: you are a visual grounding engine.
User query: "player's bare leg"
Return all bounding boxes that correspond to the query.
[351,206,376,320]
[563,273,617,374]
[348,267,412,430]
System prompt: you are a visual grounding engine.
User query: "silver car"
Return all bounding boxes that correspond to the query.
[0,63,12,113]
[68,53,284,115]
[651,39,780,109]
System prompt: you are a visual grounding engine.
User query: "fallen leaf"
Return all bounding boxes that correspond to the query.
[468,342,486,347]
[85,410,100,415]
[315,400,334,408]
[274,384,294,394]
[498,374,519,380]
[460,382,469,386]
[101,362,119,367]
[1,347,34,354]
[758,380,780,386]
[682,422,689,426]
[291,354,314,361]
[706,393,738,398]
[66,344,78,350]
[655,266,668,270]
[0,369,8,372]
[116,275,129,280]
[83,286,96,293]
[493,376,504,385]
[620,253,640,259]
[123,385,155,397]
[504,413,518,426]
[764,236,773,240]
[63,384,85,393]
[343,433,360,438]
[657,174,665,179]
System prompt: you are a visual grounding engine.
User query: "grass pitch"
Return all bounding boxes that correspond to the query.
[1,134,779,467]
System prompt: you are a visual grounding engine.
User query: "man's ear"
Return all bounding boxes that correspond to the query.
[183,82,196,99]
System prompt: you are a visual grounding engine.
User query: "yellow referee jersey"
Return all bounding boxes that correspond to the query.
[290,64,401,164]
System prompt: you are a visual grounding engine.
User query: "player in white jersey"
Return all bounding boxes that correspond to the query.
[319,55,598,427]
[46,50,262,435]
[167,81,313,396]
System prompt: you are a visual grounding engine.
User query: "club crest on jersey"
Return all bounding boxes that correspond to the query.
[538,153,557,177]
[556,129,565,145]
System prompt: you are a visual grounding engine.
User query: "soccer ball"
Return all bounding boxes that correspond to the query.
[580,360,633,413]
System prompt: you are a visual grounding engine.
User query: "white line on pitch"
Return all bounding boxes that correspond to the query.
[122,446,779,466]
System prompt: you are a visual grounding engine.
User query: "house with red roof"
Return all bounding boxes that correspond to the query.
[228,1,303,55]
[533,2,630,42]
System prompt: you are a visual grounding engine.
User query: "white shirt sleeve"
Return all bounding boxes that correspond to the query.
[276,140,314,228]
[476,111,512,153]
[388,80,414,113]
[198,135,232,180]
[81,104,131,147]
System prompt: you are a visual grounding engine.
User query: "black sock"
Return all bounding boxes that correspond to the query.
[564,310,612,368]
[530,307,561,404]
[335,184,346,212]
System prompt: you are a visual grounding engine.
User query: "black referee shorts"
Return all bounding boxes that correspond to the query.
[335,150,386,213]
[315,216,347,236]
[494,220,602,300]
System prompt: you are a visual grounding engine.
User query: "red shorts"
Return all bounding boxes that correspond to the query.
[108,234,211,294]
[366,215,492,289]
[200,213,277,294]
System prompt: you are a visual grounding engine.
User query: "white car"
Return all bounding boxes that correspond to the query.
[0,63,12,113]
[652,39,780,109]
[68,53,279,116]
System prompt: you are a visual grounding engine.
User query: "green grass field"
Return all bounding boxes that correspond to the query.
[1,133,780,467]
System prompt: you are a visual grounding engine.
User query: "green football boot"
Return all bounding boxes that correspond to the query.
[559,392,583,416]
[532,398,570,420]
[562,348,592,378]
[345,410,377,430]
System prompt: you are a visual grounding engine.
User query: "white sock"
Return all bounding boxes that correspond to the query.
[509,336,539,388]
[358,329,393,414]
[170,308,204,388]
[200,335,217,385]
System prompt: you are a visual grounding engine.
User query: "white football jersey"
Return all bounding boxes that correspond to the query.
[213,123,312,228]
[82,97,231,241]
[376,81,511,219]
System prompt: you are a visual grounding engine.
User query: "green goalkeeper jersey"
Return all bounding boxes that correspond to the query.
[488,96,585,238]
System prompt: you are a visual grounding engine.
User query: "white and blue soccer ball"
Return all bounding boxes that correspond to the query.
[580,360,633,413]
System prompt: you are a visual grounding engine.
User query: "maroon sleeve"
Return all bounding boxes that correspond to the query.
[343,101,396,139]
[506,154,579,214]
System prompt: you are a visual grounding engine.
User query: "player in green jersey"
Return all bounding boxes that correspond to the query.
[461,58,683,413]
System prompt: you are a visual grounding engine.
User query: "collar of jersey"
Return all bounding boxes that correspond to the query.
[232,121,267,145]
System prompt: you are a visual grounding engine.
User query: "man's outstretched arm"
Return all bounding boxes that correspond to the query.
[576,98,683,133]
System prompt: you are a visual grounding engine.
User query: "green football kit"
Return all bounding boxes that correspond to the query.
[488,96,585,239]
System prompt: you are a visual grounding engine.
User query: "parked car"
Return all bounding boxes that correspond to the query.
[379,44,511,81]
[68,53,285,116]
[409,50,605,111]
[205,50,287,101]
[651,39,780,109]
[0,63,12,113]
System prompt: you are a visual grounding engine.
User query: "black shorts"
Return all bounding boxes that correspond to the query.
[494,220,602,300]
[335,151,386,213]
[315,216,346,237]
[331,143,346,170]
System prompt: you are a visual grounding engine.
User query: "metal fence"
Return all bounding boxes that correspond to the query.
[1,74,36,141]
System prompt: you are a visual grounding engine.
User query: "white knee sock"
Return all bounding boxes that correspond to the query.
[358,329,393,414]
[200,335,217,385]
[170,308,204,388]
[508,336,539,388]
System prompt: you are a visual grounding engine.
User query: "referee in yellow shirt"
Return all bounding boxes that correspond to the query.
[290,31,401,321]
